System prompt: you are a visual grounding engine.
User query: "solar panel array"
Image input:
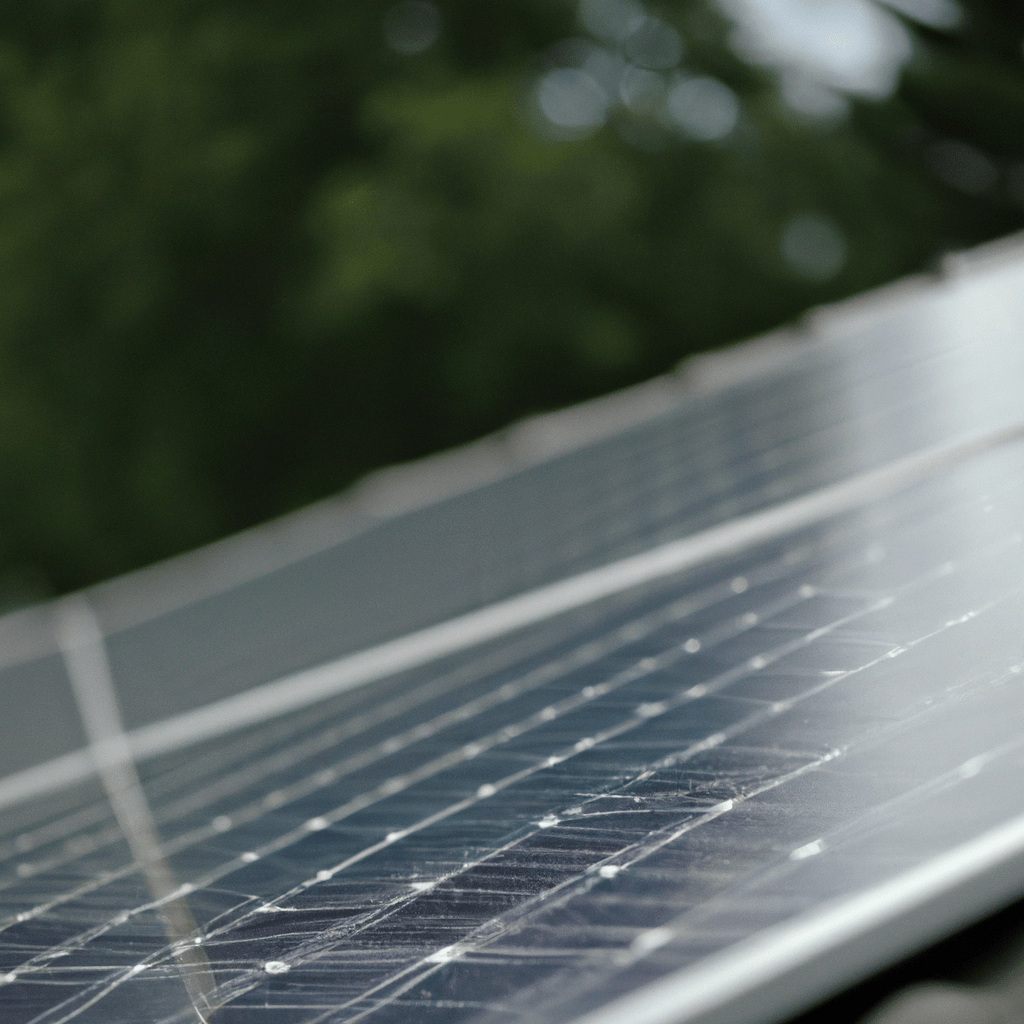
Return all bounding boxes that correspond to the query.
[2,238,1024,1024]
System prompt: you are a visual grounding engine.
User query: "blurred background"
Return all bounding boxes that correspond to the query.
[1,0,1022,608]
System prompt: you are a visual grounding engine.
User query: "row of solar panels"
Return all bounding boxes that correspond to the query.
[1,233,1024,1024]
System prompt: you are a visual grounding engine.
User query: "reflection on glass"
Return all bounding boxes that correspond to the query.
[55,599,219,1024]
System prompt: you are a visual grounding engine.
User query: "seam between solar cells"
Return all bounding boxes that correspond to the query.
[1,417,1022,815]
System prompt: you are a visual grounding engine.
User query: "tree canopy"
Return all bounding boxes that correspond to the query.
[0,0,1021,604]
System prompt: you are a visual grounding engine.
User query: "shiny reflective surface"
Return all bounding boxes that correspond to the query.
[2,241,1024,1023]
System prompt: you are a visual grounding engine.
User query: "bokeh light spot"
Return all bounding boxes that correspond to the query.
[619,65,665,113]
[581,42,627,95]
[578,0,647,44]
[383,1,442,55]
[623,17,683,71]
[537,68,609,133]
[781,214,847,281]
[721,0,912,99]
[780,71,849,121]
[666,76,739,141]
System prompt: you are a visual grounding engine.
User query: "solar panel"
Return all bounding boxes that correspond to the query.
[2,236,1024,1024]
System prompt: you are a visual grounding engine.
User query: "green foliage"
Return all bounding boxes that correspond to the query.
[0,0,1021,603]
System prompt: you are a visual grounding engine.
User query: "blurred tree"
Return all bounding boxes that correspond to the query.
[0,0,1020,603]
